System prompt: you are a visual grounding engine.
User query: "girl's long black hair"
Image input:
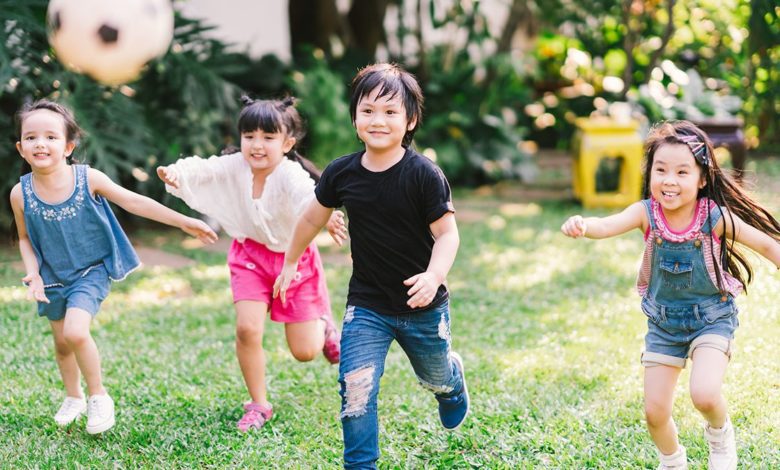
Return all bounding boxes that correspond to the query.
[236,96,320,182]
[642,120,780,293]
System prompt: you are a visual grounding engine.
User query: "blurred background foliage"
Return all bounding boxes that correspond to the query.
[1,0,777,234]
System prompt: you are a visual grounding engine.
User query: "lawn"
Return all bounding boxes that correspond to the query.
[1,158,779,468]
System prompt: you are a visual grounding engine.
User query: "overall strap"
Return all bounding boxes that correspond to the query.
[642,198,657,230]
[699,199,723,235]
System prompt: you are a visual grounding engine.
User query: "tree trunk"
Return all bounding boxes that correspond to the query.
[346,0,390,58]
[289,0,343,58]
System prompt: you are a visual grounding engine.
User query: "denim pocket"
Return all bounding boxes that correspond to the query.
[641,298,663,324]
[702,300,736,324]
[659,258,693,290]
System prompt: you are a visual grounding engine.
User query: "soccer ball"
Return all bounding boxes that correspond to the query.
[47,0,174,85]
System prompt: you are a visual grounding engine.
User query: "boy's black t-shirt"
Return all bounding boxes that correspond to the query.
[315,147,455,315]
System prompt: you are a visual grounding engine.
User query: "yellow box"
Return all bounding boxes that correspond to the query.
[572,118,644,209]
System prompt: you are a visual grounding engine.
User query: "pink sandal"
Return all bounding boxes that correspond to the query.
[237,402,273,432]
[322,316,341,364]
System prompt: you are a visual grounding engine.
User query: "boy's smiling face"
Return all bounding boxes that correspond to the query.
[354,87,416,155]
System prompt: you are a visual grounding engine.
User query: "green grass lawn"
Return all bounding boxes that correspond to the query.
[1,159,779,468]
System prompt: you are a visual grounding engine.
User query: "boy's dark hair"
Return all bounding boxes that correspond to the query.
[643,120,780,293]
[349,63,424,147]
[15,99,83,164]
[237,95,320,182]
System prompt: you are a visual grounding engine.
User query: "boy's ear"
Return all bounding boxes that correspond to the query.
[407,117,417,131]
[283,136,296,154]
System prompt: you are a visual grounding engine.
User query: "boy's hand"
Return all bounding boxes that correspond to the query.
[181,217,218,244]
[22,273,49,304]
[273,261,299,305]
[561,215,587,238]
[403,271,440,309]
[156,166,179,188]
[326,210,348,247]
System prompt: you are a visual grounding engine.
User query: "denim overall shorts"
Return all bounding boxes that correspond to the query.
[639,199,739,368]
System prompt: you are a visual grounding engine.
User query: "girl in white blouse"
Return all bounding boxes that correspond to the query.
[157,96,346,431]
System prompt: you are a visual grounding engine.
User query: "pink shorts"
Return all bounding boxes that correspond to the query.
[228,238,332,323]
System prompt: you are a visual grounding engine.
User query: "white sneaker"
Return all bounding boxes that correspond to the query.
[54,396,87,426]
[657,445,688,470]
[704,419,737,470]
[86,393,115,434]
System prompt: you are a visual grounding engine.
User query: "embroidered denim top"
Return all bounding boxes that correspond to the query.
[637,197,742,307]
[21,164,140,286]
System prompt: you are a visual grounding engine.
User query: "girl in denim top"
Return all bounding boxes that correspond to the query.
[562,121,780,470]
[10,100,217,435]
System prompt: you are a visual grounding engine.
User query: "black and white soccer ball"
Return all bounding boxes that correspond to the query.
[47,0,174,85]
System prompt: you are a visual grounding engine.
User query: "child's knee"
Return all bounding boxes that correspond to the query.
[690,388,722,413]
[53,338,71,357]
[644,400,672,427]
[290,345,318,362]
[341,364,375,419]
[62,328,90,348]
[235,322,263,344]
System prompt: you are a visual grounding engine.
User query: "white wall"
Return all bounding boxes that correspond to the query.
[176,0,511,63]
[176,0,291,60]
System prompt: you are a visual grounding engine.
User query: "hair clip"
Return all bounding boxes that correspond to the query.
[678,134,709,167]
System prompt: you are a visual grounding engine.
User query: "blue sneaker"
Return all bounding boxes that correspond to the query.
[437,351,469,430]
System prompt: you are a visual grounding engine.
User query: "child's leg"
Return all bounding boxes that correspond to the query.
[395,302,466,427]
[339,306,394,469]
[689,346,729,427]
[235,300,269,406]
[284,319,325,362]
[644,364,682,455]
[62,308,105,396]
[49,319,83,398]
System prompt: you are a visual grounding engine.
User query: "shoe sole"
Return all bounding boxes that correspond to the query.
[86,415,115,435]
[54,410,85,427]
[446,351,469,431]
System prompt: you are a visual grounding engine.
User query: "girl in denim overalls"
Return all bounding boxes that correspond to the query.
[562,120,780,470]
[10,100,217,435]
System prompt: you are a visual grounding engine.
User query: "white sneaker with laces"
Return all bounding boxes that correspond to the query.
[657,445,688,470]
[86,393,115,434]
[54,396,87,426]
[704,419,737,470]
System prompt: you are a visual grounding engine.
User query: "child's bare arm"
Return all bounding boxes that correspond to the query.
[274,199,334,303]
[88,168,218,244]
[561,201,646,239]
[404,212,459,309]
[720,212,780,269]
[10,185,49,303]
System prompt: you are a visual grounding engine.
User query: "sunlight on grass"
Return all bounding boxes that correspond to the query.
[499,202,542,217]
[0,286,26,302]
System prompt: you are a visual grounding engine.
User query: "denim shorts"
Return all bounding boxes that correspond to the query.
[640,295,738,368]
[38,264,111,321]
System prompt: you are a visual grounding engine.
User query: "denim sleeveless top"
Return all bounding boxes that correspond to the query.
[637,197,742,307]
[21,164,140,287]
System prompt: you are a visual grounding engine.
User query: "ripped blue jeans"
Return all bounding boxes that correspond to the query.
[339,300,462,469]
